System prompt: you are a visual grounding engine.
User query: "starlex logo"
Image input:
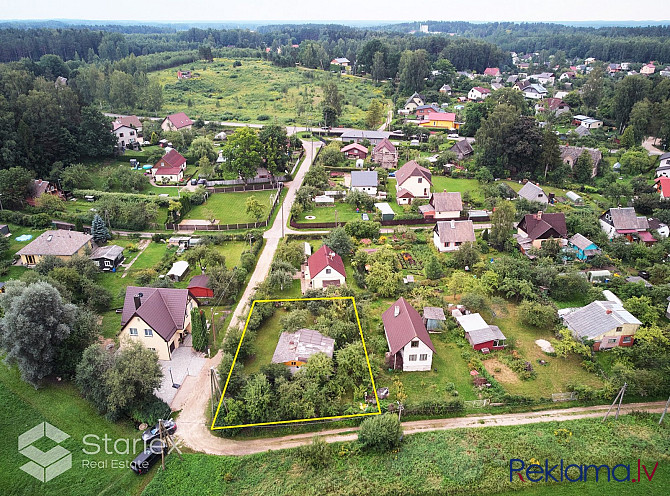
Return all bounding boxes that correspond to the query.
[18,422,72,482]
[510,459,659,483]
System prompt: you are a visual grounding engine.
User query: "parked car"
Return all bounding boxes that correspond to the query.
[130,440,167,475]
[448,133,459,139]
[197,179,207,185]
[190,178,197,185]
[141,419,177,443]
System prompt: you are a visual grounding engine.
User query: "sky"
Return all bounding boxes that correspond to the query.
[2,0,669,24]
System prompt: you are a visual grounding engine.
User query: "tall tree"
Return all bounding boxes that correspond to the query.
[573,150,594,184]
[540,127,562,181]
[90,213,110,244]
[581,66,604,109]
[366,99,385,129]
[0,166,33,208]
[489,200,515,250]
[321,81,343,127]
[259,124,290,175]
[371,51,386,82]
[613,75,652,132]
[398,49,429,93]
[223,127,262,181]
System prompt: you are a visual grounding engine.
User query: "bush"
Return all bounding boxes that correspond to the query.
[128,395,172,425]
[358,413,403,451]
[298,436,331,469]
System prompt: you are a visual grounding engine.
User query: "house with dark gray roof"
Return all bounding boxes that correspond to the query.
[599,207,655,244]
[450,140,473,161]
[455,313,507,352]
[272,328,335,374]
[404,92,425,112]
[433,220,476,252]
[561,300,641,351]
[89,244,125,271]
[420,192,463,220]
[350,170,378,196]
[120,286,198,360]
[383,297,435,371]
[657,153,670,178]
[568,233,601,260]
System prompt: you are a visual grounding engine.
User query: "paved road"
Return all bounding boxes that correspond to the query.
[174,400,666,456]
[173,141,323,451]
[642,136,665,156]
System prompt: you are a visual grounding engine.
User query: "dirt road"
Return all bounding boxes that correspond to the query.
[173,401,666,456]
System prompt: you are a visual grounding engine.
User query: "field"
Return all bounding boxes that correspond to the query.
[142,414,669,496]
[150,58,390,126]
[185,190,276,224]
[0,364,151,496]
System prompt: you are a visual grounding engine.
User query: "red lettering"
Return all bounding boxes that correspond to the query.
[642,462,658,482]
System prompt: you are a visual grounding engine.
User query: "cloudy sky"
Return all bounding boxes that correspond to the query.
[2,0,669,23]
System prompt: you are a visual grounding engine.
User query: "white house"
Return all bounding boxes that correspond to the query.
[112,123,138,149]
[656,153,670,178]
[404,92,425,112]
[395,160,432,205]
[468,87,491,100]
[433,220,476,252]
[305,245,346,290]
[350,170,378,196]
[382,297,435,372]
[530,72,555,85]
[419,191,463,219]
[522,84,548,99]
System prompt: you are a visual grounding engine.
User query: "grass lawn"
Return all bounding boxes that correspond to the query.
[185,190,275,224]
[142,414,669,496]
[149,58,390,127]
[242,306,283,375]
[432,176,483,200]
[0,365,153,496]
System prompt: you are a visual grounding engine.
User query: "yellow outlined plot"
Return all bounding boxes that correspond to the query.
[211,296,381,430]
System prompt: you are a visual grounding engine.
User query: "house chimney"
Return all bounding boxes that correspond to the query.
[536,210,542,219]
[606,309,612,314]
[134,293,143,309]
[450,220,455,229]
[394,306,400,317]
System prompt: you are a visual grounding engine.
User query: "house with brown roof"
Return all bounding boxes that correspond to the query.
[559,145,601,178]
[305,244,346,290]
[433,220,476,252]
[516,211,567,251]
[120,286,198,361]
[272,328,335,374]
[340,143,368,160]
[394,160,432,205]
[450,140,473,161]
[468,87,491,100]
[599,207,655,244]
[382,297,435,372]
[161,112,193,132]
[535,97,570,115]
[16,230,93,266]
[419,191,463,220]
[26,179,64,206]
[152,149,187,183]
[371,138,398,169]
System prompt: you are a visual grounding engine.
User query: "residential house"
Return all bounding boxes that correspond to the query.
[415,104,443,118]
[439,84,452,95]
[648,217,670,238]
[491,82,504,91]
[572,126,592,138]
[455,313,507,352]
[535,97,570,115]
[89,244,125,271]
[530,72,555,85]
[433,220,476,252]
[418,112,458,130]
[305,244,346,290]
[656,153,670,177]
[655,177,670,199]
[395,160,432,204]
[340,129,388,146]
[580,118,603,130]
[331,57,350,67]
[517,182,548,204]
[559,146,601,178]
[599,207,655,244]
[161,112,193,132]
[120,287,198,360]
[372,138,398,169]
[177,70,192,79]
[561,300,641,351]
[423,306,446,331]
[468,87,491,100]
[483,67,501,77]
[17,230,93,266]
[272,328,335,374]
[167,260,190,282]
[516,211,568,250]
[350,170,378,196]
[404,92,425,112]
[152,149,187,183]
[641,63,656,75]
[450,140,473,161]
[419,191,463,219]
[112,120,140,150]
[382,297,435,372]
[341,143,368,160]
[568,233,601,260]
[187,274,213,299]
[607,63,622,73]
[506,74,519,84]
[522,84,548,99]
[26,179,64,206]
[560,71,576,80]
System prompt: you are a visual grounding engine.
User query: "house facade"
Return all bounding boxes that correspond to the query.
[516,211,567,250]
[340,143,368,160]
[418,112,458,130]
[456,313,507,352]
[419,191,463,220]
[559,146,601,178]
[89,245,125,271]
[404,92,425,112]
[599,207,655,244]
[350,170,378,196]
[522,84,548,99]
[16,230,93,266]
[112,123,139,149]
[305,245,346,290]
[161,112,193,132]
[517,182,548,204]
[656,153,670,177]
[120,287,198,361]
[562,300,641,351]
[188,275,214,299]
[395,161,432,204]
[372,138,398,169]
[655,177,670,199]
[383,297,435,372]
[568,233,601,260]
[152,149,187,183]
[433,220,476,252]
[468,87,491,100]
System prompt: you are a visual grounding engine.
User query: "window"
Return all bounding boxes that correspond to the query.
[129,328,138,336]
[622,337,632,343]
[615,327,623,333]
[144,329,153,337]
[119,133,124,137]
[411,340,419,348]
[408,354,417,361]
[419,354,428,361]
[418,178,422,183]
[608,338,616,344]
[149,347,156,352]
[104,260,112,267]
[325,268,331,274]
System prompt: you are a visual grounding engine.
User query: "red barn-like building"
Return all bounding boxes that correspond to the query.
[188,275,213,299]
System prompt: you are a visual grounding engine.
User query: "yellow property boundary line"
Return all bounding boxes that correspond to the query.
[211,296,382,430]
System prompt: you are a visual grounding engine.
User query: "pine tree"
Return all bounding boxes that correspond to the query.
[91,214,110,244]
[620,126,636,149]
[191,309,208,352]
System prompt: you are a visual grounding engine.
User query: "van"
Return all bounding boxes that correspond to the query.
[130,440,167,475]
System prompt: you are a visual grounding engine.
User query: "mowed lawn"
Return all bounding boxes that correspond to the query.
[0,366,152,496]
[185,191,276,224]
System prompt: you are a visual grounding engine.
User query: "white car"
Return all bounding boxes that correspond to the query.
[448,133,459,139]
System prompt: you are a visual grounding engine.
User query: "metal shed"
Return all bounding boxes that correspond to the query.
[374,202,395,221]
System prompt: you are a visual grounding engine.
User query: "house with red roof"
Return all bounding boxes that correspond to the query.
[394,160,432,205]
[483,67,501,77]
[152,149,187,183]
[340,143,368,160]
[382,297,435,371]
[304,244,346,290]
[468,87,491,100]
[371,138,398,169]
[655,177,670,199]
[120,286,199,360]
[161,112,194,132]
[418,112,459,130]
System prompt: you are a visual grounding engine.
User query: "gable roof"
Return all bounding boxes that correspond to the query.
[605,207,649,230]
[121,286,190,342]
[484,67,501,76]
[341,129,387,141]
[382,297,435,354]
[559,145,602,166]
[471,86,491,94]
[272,328,335,363]
[659,152,670,161]
[455,313,490,333]
[467,325,506,346]
[542,97,568,110]
[90,244,124,261]
[114,115,142,129]
[351,170,378,187]
[519,212,567,240]
[373,137,396,154]
[331,57,350,64]
[562,300,641,340]
[154,149,186,172]
[435,220,476,244]
[395,160,432,187]
[424,112,456,121]
[524,84,548,94]
[517,182,548,203]
[165,112,193,129]
[17,230,92,257]
[569,233,596,251]
[341,143,368,154]
[308,244,346,278]
[450,140,473,157]
[430,192,463,212]
[188,274,210,289]
[405,92,425,106]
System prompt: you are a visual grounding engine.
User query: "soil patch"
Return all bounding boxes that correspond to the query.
[483,358,521,385]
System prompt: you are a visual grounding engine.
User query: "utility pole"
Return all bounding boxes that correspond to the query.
[603,382,627,422]
[660,395,670,425]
